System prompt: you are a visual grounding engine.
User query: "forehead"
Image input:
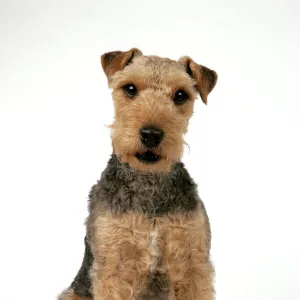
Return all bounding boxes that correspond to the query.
[134,55,185,74]
[110,55,196,92]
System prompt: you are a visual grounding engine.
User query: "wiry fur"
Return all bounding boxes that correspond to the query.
[58,48,217,300]
[88,155,199,216]
[109,55,198,173]
[58,288,90,300]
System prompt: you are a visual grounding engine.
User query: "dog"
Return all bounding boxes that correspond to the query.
[58,48,218,300]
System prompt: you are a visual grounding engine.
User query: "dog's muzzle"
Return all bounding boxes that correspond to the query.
[135,126,164,164]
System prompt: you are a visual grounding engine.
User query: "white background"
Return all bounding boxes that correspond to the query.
[0,1,300,299]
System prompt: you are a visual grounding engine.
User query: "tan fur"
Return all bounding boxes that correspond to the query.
[89,211,153,300]
[58,289,90,300]
[159,210,214,300]
[88,207,212,300]
[106,54,199,172]
[100,50,218,172]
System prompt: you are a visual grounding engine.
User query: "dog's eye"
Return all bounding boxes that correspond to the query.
[123,84,138,98]
[173,90,188,105]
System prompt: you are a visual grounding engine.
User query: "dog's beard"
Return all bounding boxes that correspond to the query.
[112,138,183,173]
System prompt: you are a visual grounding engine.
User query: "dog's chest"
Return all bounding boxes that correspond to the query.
[91,208,208,298]
[88,156,209,297]
[93,208,206,271]
[89,195,210,299]
[149,220,160,272]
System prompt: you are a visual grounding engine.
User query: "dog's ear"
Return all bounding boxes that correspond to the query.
[179,56,218,104]
[101,48,142,80]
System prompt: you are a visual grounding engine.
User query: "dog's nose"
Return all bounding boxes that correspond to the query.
[140,126,164,148]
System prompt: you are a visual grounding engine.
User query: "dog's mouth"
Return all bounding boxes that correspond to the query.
[135,150,161,164]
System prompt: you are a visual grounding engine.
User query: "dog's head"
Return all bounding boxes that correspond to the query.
[101,48,217,172]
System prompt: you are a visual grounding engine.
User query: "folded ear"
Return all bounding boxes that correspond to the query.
[179,56,218,104]
[101,48,142,80]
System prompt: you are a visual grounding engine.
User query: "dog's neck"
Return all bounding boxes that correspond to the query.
[88,154,201,217]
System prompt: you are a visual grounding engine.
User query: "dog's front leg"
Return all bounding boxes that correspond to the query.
[89,212,151,300]
[91,268,138,300]
[161,209,214,300]
[169,259,214,300]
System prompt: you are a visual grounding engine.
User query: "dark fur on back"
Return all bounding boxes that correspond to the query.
[70,237,93,298]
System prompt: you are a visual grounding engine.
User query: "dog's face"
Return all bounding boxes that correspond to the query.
[101,48,217,172]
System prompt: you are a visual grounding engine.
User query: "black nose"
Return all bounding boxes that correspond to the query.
[140,126,164,148]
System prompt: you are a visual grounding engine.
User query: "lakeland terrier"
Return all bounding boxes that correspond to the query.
[58,48,218,300]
